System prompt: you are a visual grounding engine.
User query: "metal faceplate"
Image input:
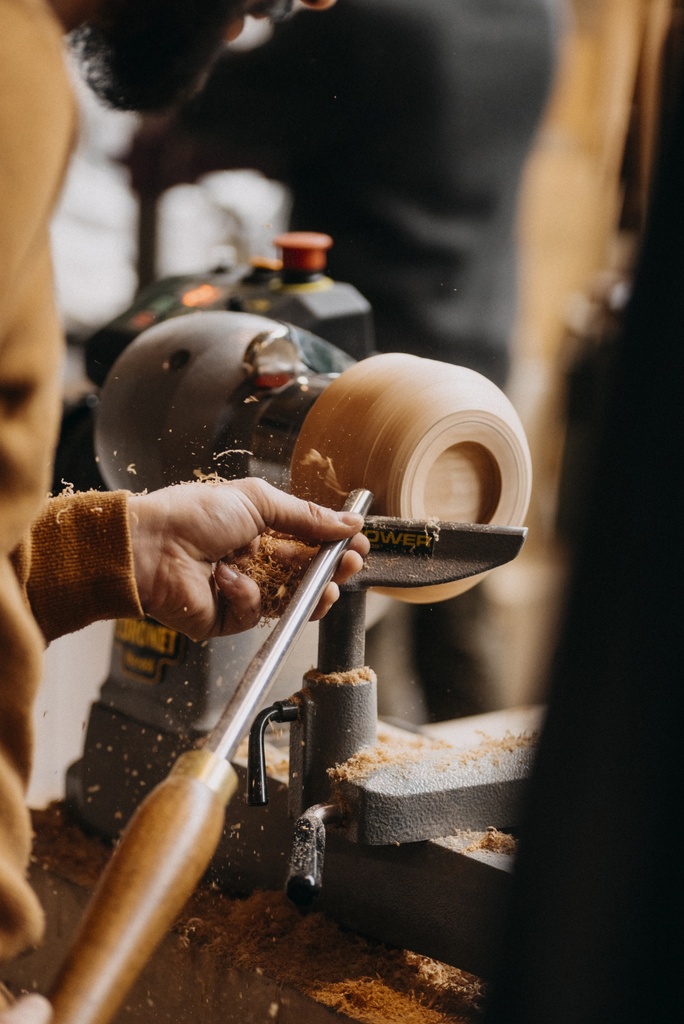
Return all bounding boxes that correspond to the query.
[94,310,354,492]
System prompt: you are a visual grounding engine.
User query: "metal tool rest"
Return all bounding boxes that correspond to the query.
[232,516,536,979]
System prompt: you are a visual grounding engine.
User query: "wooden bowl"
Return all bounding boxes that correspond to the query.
[290,353,531,602]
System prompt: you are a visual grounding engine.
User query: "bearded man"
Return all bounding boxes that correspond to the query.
[0,4,366,1020]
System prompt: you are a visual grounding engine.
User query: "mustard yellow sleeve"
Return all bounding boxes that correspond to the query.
[18,491,144,643]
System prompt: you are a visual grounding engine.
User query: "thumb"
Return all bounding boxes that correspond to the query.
[0,995,52,1024]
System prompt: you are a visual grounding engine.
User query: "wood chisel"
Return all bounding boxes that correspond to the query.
[48,487,373,1024]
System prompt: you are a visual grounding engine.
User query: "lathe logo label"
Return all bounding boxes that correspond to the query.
[362,526,436,557]
[114,618,185,682]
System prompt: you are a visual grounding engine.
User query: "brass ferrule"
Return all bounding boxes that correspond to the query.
[170,749,238,804]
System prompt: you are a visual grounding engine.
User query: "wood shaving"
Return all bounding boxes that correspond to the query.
[376,726,451,753]
[456,731,538,768]
[31,804,112,889]
[212,449,254,460]
[175,888,485,1023]
[328,728,534,786]
[328,730,451,785]
[236,529,319,620]
[30,805,485,1023]
[299,448,347,498]
[304,667,376,688]
[57,480,75,496]
[192,469,229,483]
[460,827,517,857]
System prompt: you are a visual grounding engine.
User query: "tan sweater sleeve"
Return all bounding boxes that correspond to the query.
[16,491,144,643]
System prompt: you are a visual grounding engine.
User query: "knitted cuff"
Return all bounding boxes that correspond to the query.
[27,490,143,643]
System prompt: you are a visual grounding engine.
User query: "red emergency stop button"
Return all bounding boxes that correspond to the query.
[274,232,333,273]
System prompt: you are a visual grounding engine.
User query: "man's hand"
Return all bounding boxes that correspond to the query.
[128,479,369,641]
[0,995,51,1024]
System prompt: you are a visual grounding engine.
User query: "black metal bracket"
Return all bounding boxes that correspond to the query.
[247,699,300,806]
[286,802,345,907]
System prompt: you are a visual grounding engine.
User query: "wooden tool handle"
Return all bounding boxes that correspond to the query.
[49,751,237,1024]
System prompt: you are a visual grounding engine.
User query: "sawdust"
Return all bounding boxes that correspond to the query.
[456,730,538,768]
[235,528,319,620]
[328,728,536,786]
[192,469,228,483]
[375,726,450,753]
[304,666,376,688]
[328,729,451,784]
[30,805,485,1023]
[460,827,517,857]
[31,804,112,889]
[176,887,485,1023]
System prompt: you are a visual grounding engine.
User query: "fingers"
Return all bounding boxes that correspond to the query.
[309,581,339,621]
[213,563,262,635]
[338,548,364,581]
[234,479,366,546]
[128,479,369,642]
[0,995,52,1024]
[309,547,366,618]
[132,479,364,563]
[212,534,366,635]
[331,545,366,586]
[214,484,369,632]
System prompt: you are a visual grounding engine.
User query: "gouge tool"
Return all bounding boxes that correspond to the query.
[48,487,373,1024]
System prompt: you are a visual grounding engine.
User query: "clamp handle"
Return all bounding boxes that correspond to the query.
[247,700,299,806]
[286,803,344,908]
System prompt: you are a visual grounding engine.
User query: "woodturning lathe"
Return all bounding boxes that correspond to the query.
[52,308,534,1022]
